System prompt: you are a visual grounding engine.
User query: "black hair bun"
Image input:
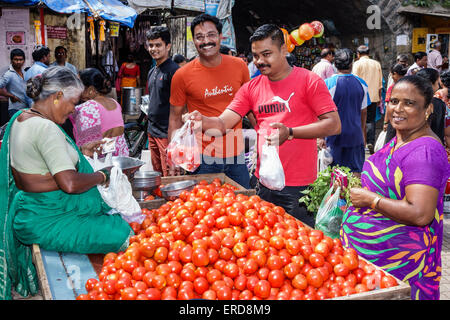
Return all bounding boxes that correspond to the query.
[26,75,44,100]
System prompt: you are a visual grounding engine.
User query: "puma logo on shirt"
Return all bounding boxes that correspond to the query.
[204,85,234,98]
[258,92,295,114]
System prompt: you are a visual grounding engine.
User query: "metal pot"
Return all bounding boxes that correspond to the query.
[131,171,162,192]
[122,87,143,115]
[160,180,197,201]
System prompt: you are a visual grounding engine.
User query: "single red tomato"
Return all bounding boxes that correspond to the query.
[292,274,308,290]
[234,274,247,291]
[192,248,209,267]
[121,287,138,300]
[380,275,398,288]
[268,269,285,288]
[309,253,325,268]
[267,255,283,270]
[216,285,232,300]
[254,280,271,299]
[343,253,359,271]
[334,263,350,277]
[193,276,209,294]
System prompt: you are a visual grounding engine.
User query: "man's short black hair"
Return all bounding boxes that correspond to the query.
[10,48,25,60]
[357,45,370,55]
[220,45,231,55]
[414,51,427,62]
[249,24,285,47]
[334,48,353,71]
[32,46,50,62]
[390,63,408,76]
[173,54,186,64]
[146,26,171,45]
[190,13,222,36]
[54,46,67,54]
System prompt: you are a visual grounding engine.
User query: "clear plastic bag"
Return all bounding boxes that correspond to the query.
[167,120,201,172]
[315,186,345,238]
[318,147,333,172]
[259,142,285,191]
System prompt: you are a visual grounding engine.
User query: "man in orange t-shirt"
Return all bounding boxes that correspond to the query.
[169,13,251,188]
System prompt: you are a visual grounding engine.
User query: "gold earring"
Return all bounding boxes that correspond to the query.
[54,99,58,105]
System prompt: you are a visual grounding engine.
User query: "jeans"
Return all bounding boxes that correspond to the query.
[366,102,378,146]
[191,154,250,189]
[256,181,315,228]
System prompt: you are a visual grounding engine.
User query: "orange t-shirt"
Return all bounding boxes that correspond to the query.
[170,54,250,158]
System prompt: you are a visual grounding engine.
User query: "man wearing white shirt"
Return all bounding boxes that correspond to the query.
[428,41,443,72]
[406,52,427,76]
[312,48,335,80]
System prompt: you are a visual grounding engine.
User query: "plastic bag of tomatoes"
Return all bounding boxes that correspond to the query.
[167,120,201,172]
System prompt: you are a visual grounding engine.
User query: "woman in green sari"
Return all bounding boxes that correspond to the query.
[0,66,133,300]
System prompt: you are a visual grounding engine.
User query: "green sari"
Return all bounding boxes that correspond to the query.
[0,111,133,300]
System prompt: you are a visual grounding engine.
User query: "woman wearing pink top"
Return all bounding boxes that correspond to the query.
[70,68,129,156]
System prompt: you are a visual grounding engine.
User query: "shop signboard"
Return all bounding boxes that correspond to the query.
[426,34,439,52]
[46,26,68,39]
[109,22,120,37]
[0,8,33,74]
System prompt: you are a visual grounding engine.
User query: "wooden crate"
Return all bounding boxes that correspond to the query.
[139,173,256,210]
[331,256,411,300]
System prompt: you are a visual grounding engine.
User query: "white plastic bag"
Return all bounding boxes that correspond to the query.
[88,152,145,224]
[318,148,333,172]
[167,120,201,172]
[374,130,387,152]
[259,142,285,191]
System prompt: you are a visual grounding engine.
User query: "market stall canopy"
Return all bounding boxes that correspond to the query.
[127,0,206,14]
[397,3,450,18]
[1,0,138,27]
[127,0,171,14]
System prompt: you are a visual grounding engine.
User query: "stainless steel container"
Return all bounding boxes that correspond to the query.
[160,180,197,201]
[122,87,143,115]
[132,171,162,191]
[101,156,145,180]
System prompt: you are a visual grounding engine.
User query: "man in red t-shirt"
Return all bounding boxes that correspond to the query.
[184,24,341,226]
[168,13,251,188]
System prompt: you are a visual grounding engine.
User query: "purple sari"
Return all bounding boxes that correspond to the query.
[341,136,450,300]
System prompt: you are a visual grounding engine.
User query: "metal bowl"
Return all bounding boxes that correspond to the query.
[103,156,145,178]
[160,180,197,201]
[132,171,162,192]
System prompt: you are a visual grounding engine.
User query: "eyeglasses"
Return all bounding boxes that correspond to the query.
[194,32,219,42]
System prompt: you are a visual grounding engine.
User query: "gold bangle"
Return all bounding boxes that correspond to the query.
[97,170,107,184]
[370,196,381,210]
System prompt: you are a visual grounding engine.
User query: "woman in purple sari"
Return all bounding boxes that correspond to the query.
[341,75,450,300]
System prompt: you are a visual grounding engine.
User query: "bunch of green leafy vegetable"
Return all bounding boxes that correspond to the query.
[298,165,361,215]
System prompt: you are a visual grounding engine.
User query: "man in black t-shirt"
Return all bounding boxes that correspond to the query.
[146,26,179,176]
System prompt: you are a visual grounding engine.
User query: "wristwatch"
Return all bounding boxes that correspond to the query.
[287,127,294,140]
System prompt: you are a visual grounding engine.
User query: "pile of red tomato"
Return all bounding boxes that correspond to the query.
[77,178,398,300]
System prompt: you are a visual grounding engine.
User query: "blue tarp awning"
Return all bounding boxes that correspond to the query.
[1,0,137,28]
